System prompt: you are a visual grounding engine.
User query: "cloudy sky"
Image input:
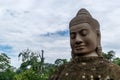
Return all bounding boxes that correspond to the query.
[0,0,120,68]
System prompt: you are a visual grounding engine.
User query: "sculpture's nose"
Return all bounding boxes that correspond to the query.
[75,34,83,44]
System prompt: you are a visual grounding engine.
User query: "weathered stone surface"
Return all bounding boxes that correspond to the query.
[49,57,120,80]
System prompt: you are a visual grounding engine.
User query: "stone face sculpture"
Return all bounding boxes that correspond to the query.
[70,8,102,58]
[49,8,120,80]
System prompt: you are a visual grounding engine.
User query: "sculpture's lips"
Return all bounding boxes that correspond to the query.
[74,45,86,50]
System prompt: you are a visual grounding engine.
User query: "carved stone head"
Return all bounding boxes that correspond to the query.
[69,8,102,58]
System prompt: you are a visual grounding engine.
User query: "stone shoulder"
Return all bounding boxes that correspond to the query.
[48,58,120,80]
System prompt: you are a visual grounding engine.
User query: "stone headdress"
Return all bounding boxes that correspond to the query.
[69,8,102,57]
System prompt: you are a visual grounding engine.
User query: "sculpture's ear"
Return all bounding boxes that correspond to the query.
[96,30,102,57]
[97,30,101,43]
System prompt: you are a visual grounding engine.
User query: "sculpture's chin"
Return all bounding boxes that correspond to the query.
[73,48,88,54]
[72,49,97,57]
[72,50,88,56]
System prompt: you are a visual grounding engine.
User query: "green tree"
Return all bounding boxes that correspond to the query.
[15,49,47,80]
[16,49,71,80]
[112,57,120,66]
[0,53,10,70]
[0,67,16,80]
[43,63,56,78]
[55,58,68,67]
[14,69,42,80]
[0,53,16,80]
[102,50,120,66]
[102,50,115,61]
[18,49,44,73]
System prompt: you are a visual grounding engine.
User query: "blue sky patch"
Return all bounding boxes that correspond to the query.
[0,45,13,53]
[56,30,69,36]
[42,30,69,37]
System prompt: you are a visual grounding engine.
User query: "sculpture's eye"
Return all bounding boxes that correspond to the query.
[80,29,88,36]
[70,33,76,39]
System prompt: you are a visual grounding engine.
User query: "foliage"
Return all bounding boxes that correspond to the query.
[102,50,120,66]
[0,53,16,80]
[102,50,115,61]
[16,49,45,80]
[55,58,68,67]
[0,50,69,80]
[0,53,11,71]
[18,49,43,73]
[16,49,69,80]
[112,57,120,66]
[14,69,45,80]
[0,68,16,80]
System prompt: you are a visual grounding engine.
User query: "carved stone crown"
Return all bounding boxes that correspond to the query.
[69,8,100,31]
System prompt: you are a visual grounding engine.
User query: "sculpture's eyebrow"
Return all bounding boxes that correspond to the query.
[70,28,88,33]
